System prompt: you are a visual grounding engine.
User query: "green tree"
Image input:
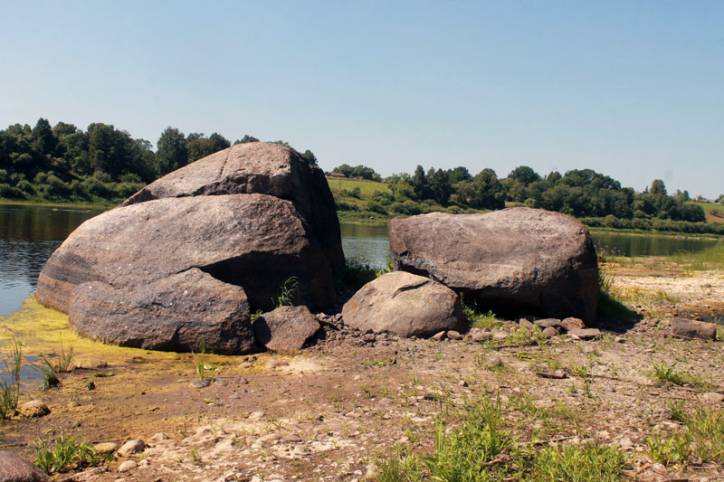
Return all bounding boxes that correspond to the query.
[427,168,452,205]
[412,165,429,200]
[157,127,188,175]
[508,165,540,185]
[650,179,667,196]
[234,135,259,144]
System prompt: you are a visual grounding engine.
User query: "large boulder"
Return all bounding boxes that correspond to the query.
[342,272,464,337]
[123,141,344,273]
[0,451,47,482]
[389,208,599,322]
[70,269,254,353]
[37,143,343,354]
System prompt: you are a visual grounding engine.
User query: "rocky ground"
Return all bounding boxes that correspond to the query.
[0,258,722,482]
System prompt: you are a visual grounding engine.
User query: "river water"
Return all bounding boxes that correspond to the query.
[1,204,720,315]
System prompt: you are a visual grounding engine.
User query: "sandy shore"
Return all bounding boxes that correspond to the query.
[0,258,721,481]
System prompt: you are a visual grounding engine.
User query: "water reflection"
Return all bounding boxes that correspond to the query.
[341,223,390,269]
[0,205,100,314]
[591,231,719,257]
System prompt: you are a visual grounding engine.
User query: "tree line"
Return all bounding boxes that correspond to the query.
[0,119,719,233]
[371,164,708,223]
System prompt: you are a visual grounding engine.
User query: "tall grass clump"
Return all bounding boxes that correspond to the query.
[192,338,221,381]
[462,299,499,330]
[528,444,626,482]
[274,276,300,307]
[0,339,23,419]
[34,435,104,474]
[34,343,74,389]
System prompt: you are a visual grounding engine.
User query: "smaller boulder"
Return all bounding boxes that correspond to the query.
[468,328,492,342]
[518,319,535,330]
[541,326,559,338]
[534,318,561,329]
[0,451,47,482]
[253,306,320,352]
[561,317,585,332]
[342,272,464,338]
[117,460,137,473]
[447,330,463,340]
[671,318,717,341]
[19,401,49,418]
[93,443,118,455]
[117,439,145,458]
[568,328,602,340]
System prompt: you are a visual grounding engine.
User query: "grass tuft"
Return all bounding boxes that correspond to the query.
[0,338,23,419]
[646,406,722,466]
[462,302,498,330]
[651,364,706,389]
[274,276,300,307]
[646,431,691,466]
[34,435,105,474]
[528,444,626,482]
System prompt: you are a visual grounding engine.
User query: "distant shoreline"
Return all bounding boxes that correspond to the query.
[2,197,721,239]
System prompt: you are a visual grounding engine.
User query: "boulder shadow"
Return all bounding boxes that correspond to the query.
[595,292,643,333]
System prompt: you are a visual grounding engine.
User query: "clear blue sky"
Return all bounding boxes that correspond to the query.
[1,1,722,198]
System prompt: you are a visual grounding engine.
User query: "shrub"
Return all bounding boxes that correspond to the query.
[0,183,25,199]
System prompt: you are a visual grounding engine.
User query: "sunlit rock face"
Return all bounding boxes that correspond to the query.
[36,142,343,354]
[389,207,599,323]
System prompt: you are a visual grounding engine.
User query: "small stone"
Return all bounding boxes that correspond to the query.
[700,392,724,404]
[364,463,379,480]
[94,442,119,455]
[118,460,137,472]
[618,437,633,451]
[190,379,211,389]
[86,381,96,390]
[518,318,535,330]
[239,361,254,369]
[266,359,289,369]
[615,336,625,343]
[492,331,508,341]
[431,331,446,341]
[671,318,717,340]
[568,328,602,340]
[536,369,568,379]
[541,326,559,338]
[560,317,585,331]
[468,328,492,342]
[117,439,145,457]
[446,330,463,340]
[248,410,265,421]
[486,356,504,369]
[19,400,50,418]
[533,318,561,329]
[459,380,469,387]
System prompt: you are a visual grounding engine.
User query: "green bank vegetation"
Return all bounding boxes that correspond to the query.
[2,118,721,236]
[329,162,722,235]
